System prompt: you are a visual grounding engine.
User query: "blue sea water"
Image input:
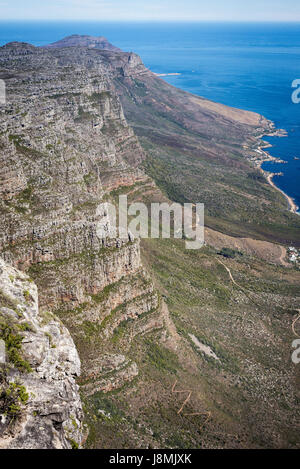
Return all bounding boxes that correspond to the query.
[0,21,299,210]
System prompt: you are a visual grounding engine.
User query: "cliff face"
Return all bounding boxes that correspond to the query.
[0,257,83,449]
[0,40,159,326]
[0,42,146,294]
[0,41,161,447]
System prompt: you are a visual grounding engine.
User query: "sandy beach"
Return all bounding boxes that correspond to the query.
[266,172,299,214]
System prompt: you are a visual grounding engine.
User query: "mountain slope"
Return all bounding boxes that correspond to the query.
[0,38,299,449]
[109,56,300,245]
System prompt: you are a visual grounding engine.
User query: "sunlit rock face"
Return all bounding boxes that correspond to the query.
[0,40,160,439]
[0,257,83,449]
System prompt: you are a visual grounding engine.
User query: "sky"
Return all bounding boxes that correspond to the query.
[0,0,300,22]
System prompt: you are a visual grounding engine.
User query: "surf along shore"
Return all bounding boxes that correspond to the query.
[266,172,299,214]
[254,130,299,215]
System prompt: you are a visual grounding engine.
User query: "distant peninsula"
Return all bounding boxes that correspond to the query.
[44,34,121,52]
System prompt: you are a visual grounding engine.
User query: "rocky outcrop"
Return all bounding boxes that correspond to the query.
[0,257,83,449]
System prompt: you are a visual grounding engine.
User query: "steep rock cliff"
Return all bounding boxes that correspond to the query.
[0,41,161,439]
[0,257,83,449]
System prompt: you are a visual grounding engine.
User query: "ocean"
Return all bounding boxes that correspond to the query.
[0,21,300,211]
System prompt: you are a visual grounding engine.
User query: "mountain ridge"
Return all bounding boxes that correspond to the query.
[44,34,122,52]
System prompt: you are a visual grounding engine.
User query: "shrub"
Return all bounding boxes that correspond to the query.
[0,319,32,373]
[218,247,243,259]
[0,380,29,420]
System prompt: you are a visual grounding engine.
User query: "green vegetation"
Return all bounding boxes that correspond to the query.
[17,186,33,204]
[145,339,179,374]
[0,380,29,420]
[9,135,45,159]
[91,282,119,304]
[28,243,128,279]
[74,106,94,123]
[23,289,31,303]
[87,91,111,103]
[0,289,17,311]
[218,247,243,259]
[0,314,32,373]
[83,172,97,186]
[68,439,79,450]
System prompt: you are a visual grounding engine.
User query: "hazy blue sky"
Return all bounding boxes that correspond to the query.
[0,0,300,21]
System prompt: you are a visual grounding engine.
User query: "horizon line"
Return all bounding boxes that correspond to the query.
[1,19,300,23]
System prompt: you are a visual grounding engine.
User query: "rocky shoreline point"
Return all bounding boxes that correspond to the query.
[246,127,298,214]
